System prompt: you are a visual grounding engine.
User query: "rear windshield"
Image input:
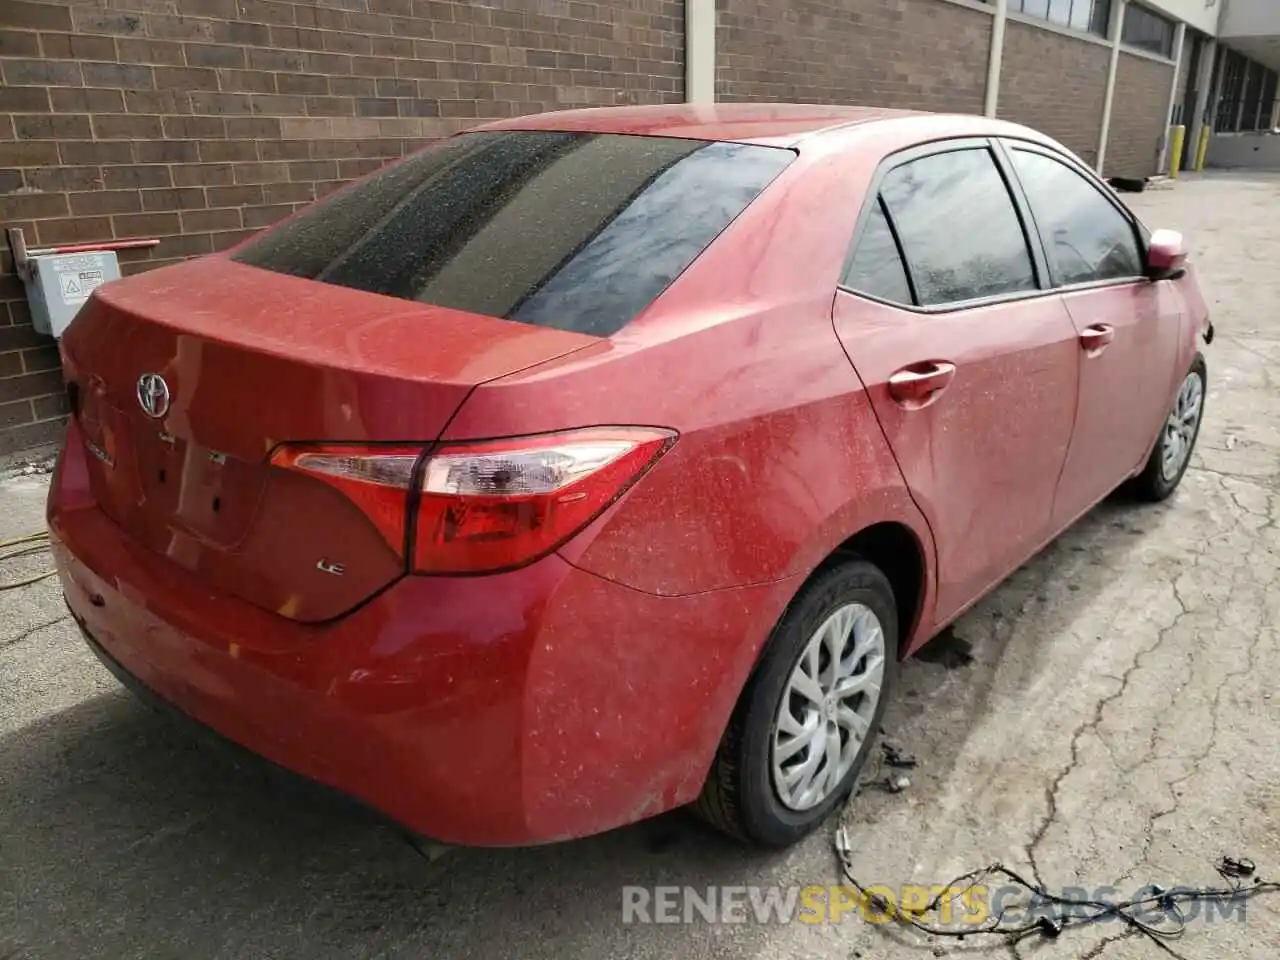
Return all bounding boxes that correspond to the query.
[232,131,794,336]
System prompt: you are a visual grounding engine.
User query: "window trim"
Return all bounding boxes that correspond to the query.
[995,137,1150,293]
[840,195,919,306]
[838,136,1052,314]
[880,196,920,306]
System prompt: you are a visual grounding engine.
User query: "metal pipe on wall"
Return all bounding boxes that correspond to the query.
[1197,42,1225,169]
[1157,21,1189,175]
[685,0,716,105]
[984,0,1010,118]
[1096,0,1128,175]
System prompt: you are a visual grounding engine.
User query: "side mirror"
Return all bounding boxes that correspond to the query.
[1146,229,1188,280]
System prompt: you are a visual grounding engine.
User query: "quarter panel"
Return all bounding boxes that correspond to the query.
[561,360,931,597]
[522,571,803,840]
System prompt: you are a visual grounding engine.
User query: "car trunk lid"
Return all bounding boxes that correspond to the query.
[61,257,598,622]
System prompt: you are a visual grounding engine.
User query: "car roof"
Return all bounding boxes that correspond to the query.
[473,102,937,147]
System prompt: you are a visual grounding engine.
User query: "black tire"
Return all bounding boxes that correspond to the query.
[1131,353,1206,503]
[694,558,898,848]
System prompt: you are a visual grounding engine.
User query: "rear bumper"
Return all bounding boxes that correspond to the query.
[49,425,796,846]
[75,613,369,814]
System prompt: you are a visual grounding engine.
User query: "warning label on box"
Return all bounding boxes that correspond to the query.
[58,269,105,305]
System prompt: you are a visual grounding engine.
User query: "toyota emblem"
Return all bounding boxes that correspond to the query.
[136,373,171,419]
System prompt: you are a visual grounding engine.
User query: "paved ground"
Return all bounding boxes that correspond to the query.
[2,173,1278,960]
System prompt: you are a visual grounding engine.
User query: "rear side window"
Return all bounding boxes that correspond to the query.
[880,148,1037,306]
[232,131,793,336]
[843,200,913,305]
[1008,148,1144,285]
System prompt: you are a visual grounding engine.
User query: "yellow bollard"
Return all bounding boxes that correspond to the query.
[1195,124,1211,171]
[1168,124,1186,178]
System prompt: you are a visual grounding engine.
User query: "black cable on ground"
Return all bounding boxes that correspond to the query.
[835,826,1280,958]
[0,531,55,590]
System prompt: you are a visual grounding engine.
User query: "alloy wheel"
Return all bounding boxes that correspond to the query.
[1161,371,1204,482]
[771,602,886,811]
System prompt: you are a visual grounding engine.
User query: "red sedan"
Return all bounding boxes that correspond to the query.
[49,104,1211,849]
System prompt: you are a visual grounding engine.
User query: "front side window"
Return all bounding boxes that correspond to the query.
[1009,148,1143,285]
[843,199,913,305]
[232,131,793,337]
[879,148,1037,306]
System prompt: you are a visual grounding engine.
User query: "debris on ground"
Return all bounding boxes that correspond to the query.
[1108,176,1148,193]
[835,826,1280,956]
[2,455,56,479]
[875,773,911,794]
[882,742,918,769]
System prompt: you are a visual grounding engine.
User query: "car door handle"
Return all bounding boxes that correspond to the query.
[1080,324,1115,354]
[887,361,956,406]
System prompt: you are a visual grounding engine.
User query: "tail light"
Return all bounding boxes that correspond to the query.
[271,427,675,574]
[269,445,421,553]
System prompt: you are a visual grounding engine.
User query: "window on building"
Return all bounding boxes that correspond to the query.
[879,149,1037,306]
[1239,63,1278,131]
[1122,3,1176,58]
[1009,149,1143,286]
[1213,49,1278,133]
[843,200,914,305]
[1214,49,1248,133]
[1241,62,1265,130]
[1006,0,1112,38]
[1260,71,1279,131]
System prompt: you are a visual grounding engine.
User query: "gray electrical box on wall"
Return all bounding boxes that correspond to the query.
[22,250,120,339]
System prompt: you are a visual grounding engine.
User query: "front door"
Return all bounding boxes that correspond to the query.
[1001,143,1181,526]
[833,145,1081,626]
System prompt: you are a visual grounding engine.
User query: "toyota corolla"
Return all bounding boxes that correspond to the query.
[48,104,1211,849]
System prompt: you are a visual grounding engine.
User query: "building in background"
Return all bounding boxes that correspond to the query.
[1205,0,1280,165]
[1,0,1276,453]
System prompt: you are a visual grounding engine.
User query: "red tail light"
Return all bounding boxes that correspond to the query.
[271,427,675,574]
[269,445,421,553]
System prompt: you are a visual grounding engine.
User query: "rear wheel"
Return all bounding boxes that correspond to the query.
[1132,354,1206,502]
[695,559,897,848]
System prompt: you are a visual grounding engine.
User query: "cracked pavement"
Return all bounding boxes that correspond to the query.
[2,173,1278,959]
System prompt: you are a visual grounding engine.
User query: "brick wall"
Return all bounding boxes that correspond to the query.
[0,0,1200,456]
[715,0,991,114]
[1105,51,1174,178]
[997,19,1110,167]
[0,0,684,455]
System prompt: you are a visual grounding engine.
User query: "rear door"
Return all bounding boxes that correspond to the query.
[1000,142,1181,527]
[832,142,1081,625]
